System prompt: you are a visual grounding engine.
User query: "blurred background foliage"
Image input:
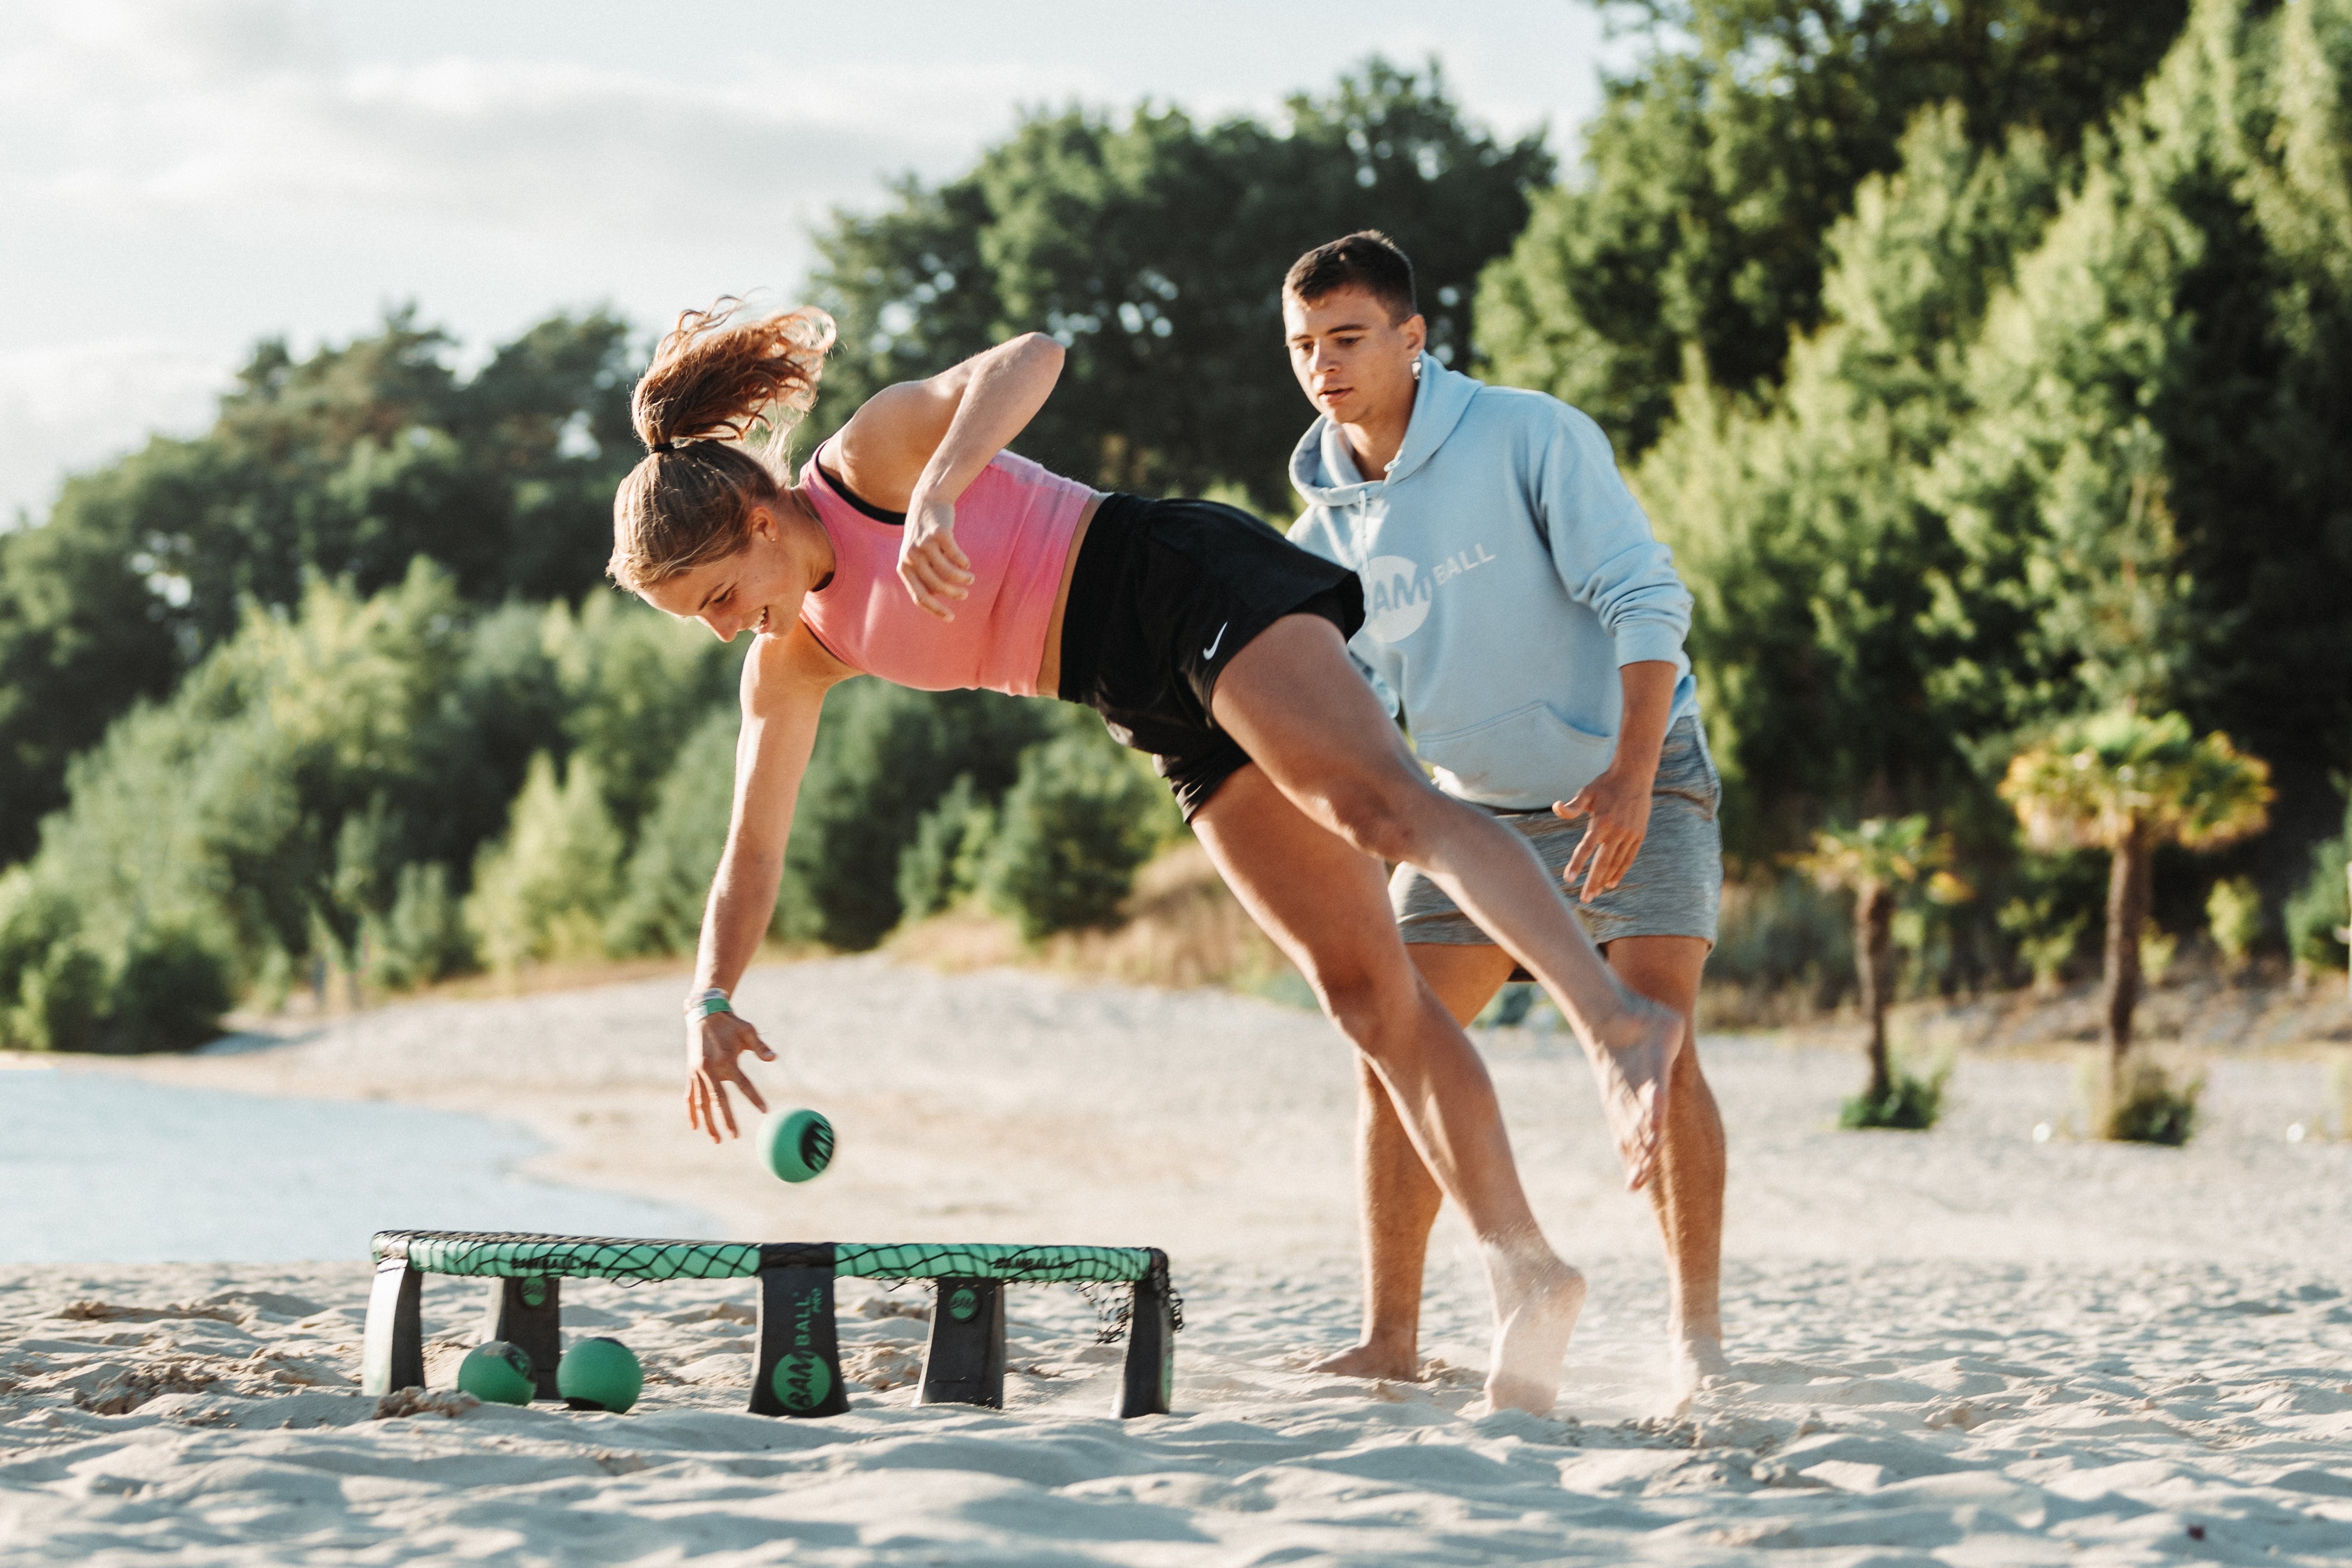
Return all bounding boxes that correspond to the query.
[3,1,2348,1050]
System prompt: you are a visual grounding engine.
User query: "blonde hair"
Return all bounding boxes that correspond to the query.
[608,299,836,593]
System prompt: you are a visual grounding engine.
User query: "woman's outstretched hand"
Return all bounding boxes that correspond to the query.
[686,1011,776,1143]
[898,492,974,619]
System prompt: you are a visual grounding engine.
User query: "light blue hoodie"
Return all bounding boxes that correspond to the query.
[1287,354,1698,812]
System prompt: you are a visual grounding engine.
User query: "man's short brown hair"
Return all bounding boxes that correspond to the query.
[1283,231,1418,324]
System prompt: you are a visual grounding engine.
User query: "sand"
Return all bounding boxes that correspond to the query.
[4,956,2350,1564]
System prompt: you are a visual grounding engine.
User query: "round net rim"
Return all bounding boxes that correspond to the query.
[371,1230,1158,1285]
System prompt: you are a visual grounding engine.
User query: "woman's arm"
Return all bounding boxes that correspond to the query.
[685,620,852,1142]
[830,333,1068,619]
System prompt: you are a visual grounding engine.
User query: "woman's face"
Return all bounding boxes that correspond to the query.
[640,496,826,642]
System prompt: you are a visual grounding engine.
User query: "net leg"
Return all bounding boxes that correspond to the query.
[1116,1255,1174,1418]
[916,1278,1005,1409]
[362,1257,424,1396]
[480,1276,563,1401]
[751,1264,849,1418]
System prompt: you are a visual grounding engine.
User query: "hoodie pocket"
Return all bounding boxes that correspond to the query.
[1414,702,1617,810]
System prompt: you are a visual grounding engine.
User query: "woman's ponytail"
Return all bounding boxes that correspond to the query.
[609,301,836,592]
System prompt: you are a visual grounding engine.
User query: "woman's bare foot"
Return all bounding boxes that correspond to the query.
[1311,1341,1421,1381]
[1583,1000,1681,1190]
[1482,1251,1587,1415]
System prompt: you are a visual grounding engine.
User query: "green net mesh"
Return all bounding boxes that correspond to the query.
[372,1231,1158,1286]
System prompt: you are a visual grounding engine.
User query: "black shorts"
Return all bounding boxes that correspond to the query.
[1057,494,1365,820]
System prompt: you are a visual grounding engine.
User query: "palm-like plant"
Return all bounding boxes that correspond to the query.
[1794,814,1968,1107]
[2000,709,2272,1077]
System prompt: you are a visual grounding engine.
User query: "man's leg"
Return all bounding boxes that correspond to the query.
[1603,935,1728,1398]
[1315,942,1517,1379]
[1209,614,1682,1189]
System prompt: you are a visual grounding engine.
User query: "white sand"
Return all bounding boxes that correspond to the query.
[5,957,2350,1564]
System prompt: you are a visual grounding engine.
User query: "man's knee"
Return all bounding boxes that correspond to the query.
[1309,959,1421,1055]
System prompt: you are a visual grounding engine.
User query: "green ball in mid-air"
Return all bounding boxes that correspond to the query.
[764,1107,835,1183]
[456,1340,535,1406]
[557,1337,643,1414]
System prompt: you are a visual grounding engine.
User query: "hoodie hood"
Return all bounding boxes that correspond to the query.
[1288,352,1480,507]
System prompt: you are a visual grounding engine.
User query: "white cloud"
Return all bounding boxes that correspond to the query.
[0,340,230,524]
[1,0,1053,237]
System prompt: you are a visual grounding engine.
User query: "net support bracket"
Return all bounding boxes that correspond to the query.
[1116,1250,1174,1419]
[917,1277,1005,1409]
[480,1275,563,1401]
[361,1256,424,1396]
[751,1253,849,1418]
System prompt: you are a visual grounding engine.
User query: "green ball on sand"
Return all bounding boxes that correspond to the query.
[558,1337,643,1414]
[764,1107,835,1183]
[456,1341,535,1406]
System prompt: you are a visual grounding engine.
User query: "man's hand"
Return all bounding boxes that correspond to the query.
[898,492,974,620]
[1558,765,1656,901]
[686,1011,777,1143]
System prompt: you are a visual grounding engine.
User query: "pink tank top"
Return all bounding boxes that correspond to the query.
[796,444,1096,697]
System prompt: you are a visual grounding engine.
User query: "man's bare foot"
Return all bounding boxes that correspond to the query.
[1583,999,1681,1190]
[1482,1254,1587,1415]
[1311,1342,1421,1381]
[1667,1333,1733,1408]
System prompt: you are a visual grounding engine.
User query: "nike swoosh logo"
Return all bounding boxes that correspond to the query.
[1202,623,1228,661]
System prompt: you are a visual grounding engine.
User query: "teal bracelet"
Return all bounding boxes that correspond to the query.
[687,989,733,1021]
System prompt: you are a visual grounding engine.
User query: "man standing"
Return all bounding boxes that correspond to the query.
[1282,231,1729,1397]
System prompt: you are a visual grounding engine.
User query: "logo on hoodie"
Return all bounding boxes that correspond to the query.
[1361,556,1432,642]
[1359,547,1499,643]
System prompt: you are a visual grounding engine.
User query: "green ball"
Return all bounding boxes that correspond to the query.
[557,1337,643,1414]
[763,1107,835,1183]
[457,1340,535,1406]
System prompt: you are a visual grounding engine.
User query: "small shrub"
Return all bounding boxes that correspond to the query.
[2139,927,2179,986]
[104,926,235,1052]
[468,752,624,969]
[896,774,996,922]
[2283,817,2349,976]
[605,710,738,957]
[981,730,1180,941]
[368,863,477,989]
[2098,1057,2203,1146]
[2204,876,2264,973]
[1838,1055,1952,1130]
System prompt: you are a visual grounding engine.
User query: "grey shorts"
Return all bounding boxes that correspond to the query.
[1392,713,1724,950]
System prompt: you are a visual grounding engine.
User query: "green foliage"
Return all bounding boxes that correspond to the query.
[2283,790,2350,972]
[980,724,1182,941]
[0,308,640,865]
[606,709,742,958]
[467,753,625,971]
[895,774,997,923]
[2205,875,2264,971]
[2000,709,2272,858]
[367,863,476,991]
[780,684,1058,950]
[1479,1,2183,450]
[1837,1055,1952,1131]
[806,58,1549,510]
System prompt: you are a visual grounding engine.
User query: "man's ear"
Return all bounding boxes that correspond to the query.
[1401,312,1427,359]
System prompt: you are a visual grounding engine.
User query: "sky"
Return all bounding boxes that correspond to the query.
[0,0,1628,523]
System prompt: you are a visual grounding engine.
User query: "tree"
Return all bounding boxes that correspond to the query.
[2000,709,2271,1080]
[1794,814,1968,1113]
[1478,1,2187,452]
[805,59,1549,510]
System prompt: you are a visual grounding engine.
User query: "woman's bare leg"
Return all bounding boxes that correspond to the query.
[1314,943,1513,1380]
[1192,767,1584,1413]
[1209,614,1682,1188]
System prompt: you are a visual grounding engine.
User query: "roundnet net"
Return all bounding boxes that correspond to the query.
[371,1231,1159,1286]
